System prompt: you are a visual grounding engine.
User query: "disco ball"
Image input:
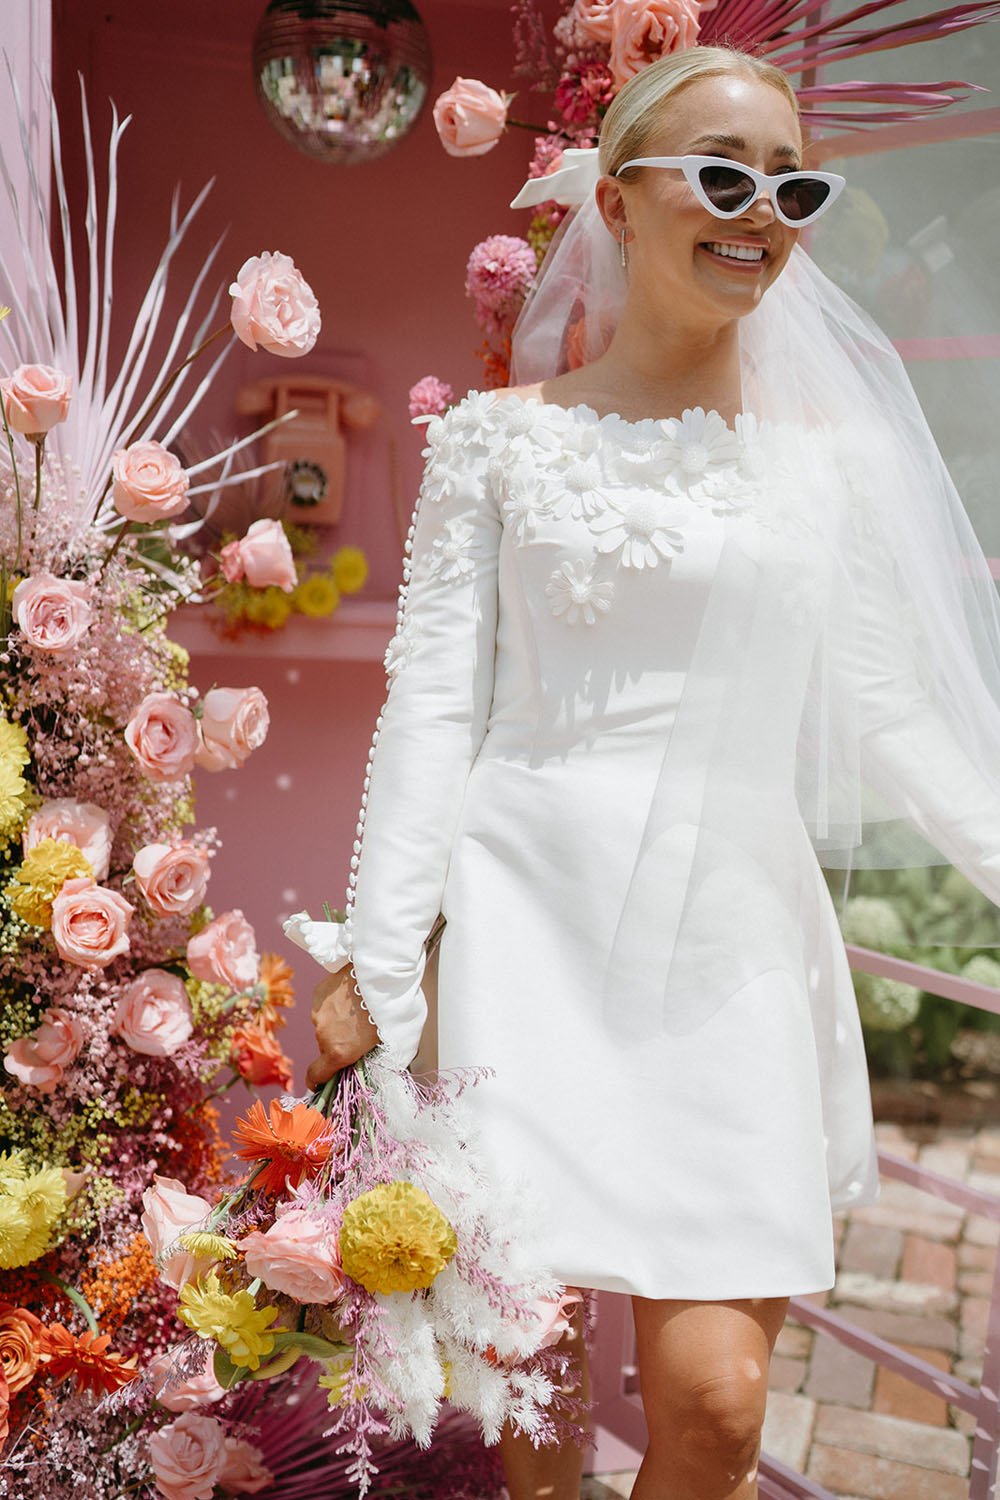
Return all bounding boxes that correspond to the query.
[253,0,433,165]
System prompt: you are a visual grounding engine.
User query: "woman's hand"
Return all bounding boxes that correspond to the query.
[306,965,380,1090]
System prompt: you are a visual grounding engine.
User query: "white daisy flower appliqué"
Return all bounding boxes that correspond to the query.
[497,462,551,543]
[661,407,741,481]
[590,493,686,570]
[384,615,422,678]
[429,517,479,582]
[546,560,614,625]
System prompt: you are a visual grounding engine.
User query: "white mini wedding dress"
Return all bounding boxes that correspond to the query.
[289,388,1000,1299]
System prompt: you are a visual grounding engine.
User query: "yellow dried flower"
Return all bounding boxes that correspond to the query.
[293,574,339,618]
[178,1231,238,1260]
[178,1270,280,1370]
[6,838,93,929]
[339,1181,457,1295]
[332,546,368,595]
[0,717,29,770]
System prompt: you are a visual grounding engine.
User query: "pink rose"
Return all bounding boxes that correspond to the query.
[528,1288,584,1350]
[229,251,320,358]
[3,1007,83,1092]
[196,687,269,771]
[0,363,72,437]
[218,1437,274,1496]
[125,693,199,782]
[219,518,296,591]
[51,877,132,968]
[571,0,616,42]
[408,376,453,421]
[433,78,508,158]
[111,440,190,523]
[186,909,259,991]
[12,573,93,658]
[132,842,210,917]
[240,1208,344,1303]
[149,1347,226,1413]
[141,1176,215,1291]
[148,1411,227,1500]
[24,799,112,882]
[608,0,701,86]
[114,970,194,1057]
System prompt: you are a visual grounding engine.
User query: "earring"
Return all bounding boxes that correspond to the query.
[620,230,628,269]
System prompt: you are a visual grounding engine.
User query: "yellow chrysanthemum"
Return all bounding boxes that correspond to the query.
[0,717,29,770]
[338,1181,457,1295]
[0,760,28,842]
[318,1352,365,1408]
[178,1270,280,1370]
[293,574,340,619]
[6,838,93,929]
[0,1150,29,1183]
[178,1231,238,1260]
[0,1168,66,1269]
[19,1165,67,1226]
[245,588,293,630]
[332,546,368,595]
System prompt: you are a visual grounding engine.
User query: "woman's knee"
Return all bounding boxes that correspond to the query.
[675,1362,768,1461]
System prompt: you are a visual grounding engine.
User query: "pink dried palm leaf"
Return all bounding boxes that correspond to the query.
[795,76,988,125]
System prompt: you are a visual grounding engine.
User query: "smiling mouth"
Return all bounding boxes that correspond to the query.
[701,241,767,266]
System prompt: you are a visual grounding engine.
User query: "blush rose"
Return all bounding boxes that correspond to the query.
[132,842,210,917]
[240,1208,344,1303]
[433,78,508,157]
[229,252,320,357]
[114,970,194,1057]
[148,1411,227,1500]
[608,0,701,86]
[141,1177,215,1291]
[195,687,269,771]
[12,573,93,658]
[186,909,260,990]
[50,877,133,968]
[24,799,112,882]
[111,440,190,523]
[149,1346,226,1413]
[219,518,296,591]
[125,693,199,781]
[3,1007,84,1092]
[0,364,72,437]
[528,1288,584,1349]
[571,0,616,42]
[217,1438,274,1495]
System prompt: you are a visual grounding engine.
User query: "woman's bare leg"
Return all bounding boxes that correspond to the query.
[630,1295,789,1500]
[498,1303,591,1500]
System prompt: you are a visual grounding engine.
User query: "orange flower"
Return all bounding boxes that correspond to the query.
[232,1099,334,1195]
[79,1235,158,1332]
[41,1323,140,1395]
[0,1301,46,1394]
[230,1023,293,1090]
[0,1367,9,1449]
[256,952,294,1029]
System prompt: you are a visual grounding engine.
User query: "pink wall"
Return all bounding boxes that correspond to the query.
[51,0,559,1090]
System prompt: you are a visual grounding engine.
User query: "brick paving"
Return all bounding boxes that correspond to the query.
[582,1119,1000,1500]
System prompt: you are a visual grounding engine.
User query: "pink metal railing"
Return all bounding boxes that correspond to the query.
[588,944,1000,1497]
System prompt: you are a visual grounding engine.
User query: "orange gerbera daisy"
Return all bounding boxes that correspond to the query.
[256,952,294,1029]
[42,1323,140,1395]
[232,1099,334,1194]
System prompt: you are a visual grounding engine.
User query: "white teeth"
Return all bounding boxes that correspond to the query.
[705,242,765,262]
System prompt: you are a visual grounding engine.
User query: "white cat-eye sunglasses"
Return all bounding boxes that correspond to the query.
[616,155,846,228]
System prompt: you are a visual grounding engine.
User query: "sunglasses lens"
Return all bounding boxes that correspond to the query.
[697,164,757,214]
[775,177,831,222]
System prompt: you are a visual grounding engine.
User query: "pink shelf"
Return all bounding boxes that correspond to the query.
[168,598,397,661]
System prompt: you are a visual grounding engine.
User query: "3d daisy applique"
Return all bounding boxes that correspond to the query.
[590,493,687,570]
[660,407,742,485]
[428,517,481,582]
[546,559,615,625]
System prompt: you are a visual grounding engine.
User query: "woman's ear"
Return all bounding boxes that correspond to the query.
[595,175,630,243]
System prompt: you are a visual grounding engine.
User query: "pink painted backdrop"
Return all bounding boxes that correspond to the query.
[49,0,558,1089]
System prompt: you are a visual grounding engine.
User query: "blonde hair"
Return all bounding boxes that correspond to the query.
[599,46,799,181]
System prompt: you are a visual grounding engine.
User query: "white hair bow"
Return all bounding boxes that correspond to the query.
[509,147,603,210]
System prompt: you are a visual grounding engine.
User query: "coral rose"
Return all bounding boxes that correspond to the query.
[111,440,190,523]
[24,798,112,882]
[141,1177,214,1291]
[0,1302,46,1394]
[186,909,260,990]
[50,877,132,968]
[571,0,616,42]
[12,573,93,658]
[149,1347,226,1413]
[148,1411,227,1500]
[125,693,199,781]
[196,687,269,771]
[219,518,296,591]
[528,1288,584,1349]
[240,1208,344,1303]
[608,0,701,86]
[0,363,72,437]
[114,970,194,1057]
[229,1024,293,1090]
[433,77,508,157]
[3,1006,84,1092]
[132,842,210,917]
[218,1437,273,1495]
[229,251,320,358]
[0,1368,8,1450]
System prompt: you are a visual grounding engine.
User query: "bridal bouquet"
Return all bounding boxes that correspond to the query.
[154,1054,585,1492]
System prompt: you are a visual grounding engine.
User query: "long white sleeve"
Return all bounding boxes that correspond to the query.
[286,402,501,1066]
